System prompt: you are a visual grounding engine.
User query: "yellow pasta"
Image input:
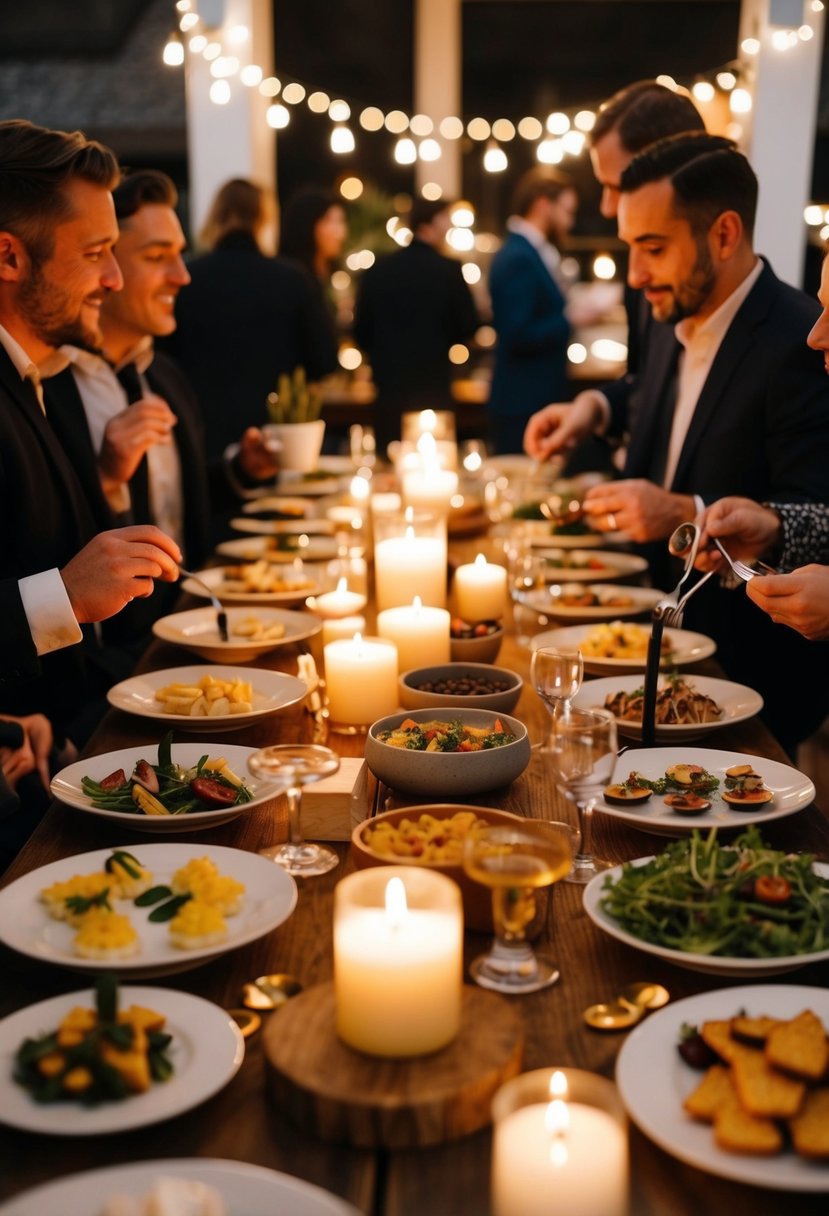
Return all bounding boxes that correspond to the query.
[154,674,255,717]
[362,810,491,865]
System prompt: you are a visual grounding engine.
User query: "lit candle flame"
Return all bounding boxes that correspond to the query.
[385,875,408,928]
[412,595,422,613]
[549,1070,568,1099]
[419,409,438,434]
[474,552,487,569]
[351,475,370,502]
[336,577,348,595]
[545,1071,570,1165]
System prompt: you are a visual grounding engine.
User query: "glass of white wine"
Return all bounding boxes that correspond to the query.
[530,645,583,750]
[247,743,341,876]
[546,707,617,884]
[463,819,575,994]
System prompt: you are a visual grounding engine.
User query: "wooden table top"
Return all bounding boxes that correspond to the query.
[1,533,828,1215]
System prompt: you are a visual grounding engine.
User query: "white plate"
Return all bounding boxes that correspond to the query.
[241,495,312,517]
[183,566,321,606]
[230,516,334,537]
[50,741,282,833]
[616,984,829,1189]
[275,473,342,496]
[535,549,649,583]
[0,986,244,1135]
[585,861,829,977]
[524,583,664,621]
[531,623,716,675]
[215,535,338,564]
[107,665,307,733]
[594,746,815,834]
[0,1158,361,1215]
[574,674,763,739]
[0,842,298,977]
[152,606,321,663]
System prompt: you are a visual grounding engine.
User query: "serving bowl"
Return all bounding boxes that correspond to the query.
[364,707,531,799]
[449,624,504,663]
[351,803,524,930]
[399,662,522,713]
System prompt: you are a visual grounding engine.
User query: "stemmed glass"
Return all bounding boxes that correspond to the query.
[546,707,617,884]
[530,645,584,750]
[247,744,341,876]
[463,819,575,994]
[507,547,546,647]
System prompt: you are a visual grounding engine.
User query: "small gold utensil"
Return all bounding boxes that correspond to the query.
[242,973,304,1011]
[583,981,670,1031]
[227,1008,262,1038]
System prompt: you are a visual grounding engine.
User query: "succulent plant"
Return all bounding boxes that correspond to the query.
[266,366,323,424]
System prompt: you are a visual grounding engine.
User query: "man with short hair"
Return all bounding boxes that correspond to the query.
[0,120,180,740]
[524,132,829,747]
[354,197,478,453]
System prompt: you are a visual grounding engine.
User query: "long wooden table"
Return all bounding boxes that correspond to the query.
[1,537,828,1215]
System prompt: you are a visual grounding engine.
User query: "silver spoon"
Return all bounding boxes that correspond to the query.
[179,566,229,641]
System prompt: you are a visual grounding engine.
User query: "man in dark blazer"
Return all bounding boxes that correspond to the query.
[522,134,829,748]
[0,121,181,745]
[354,198,478,454]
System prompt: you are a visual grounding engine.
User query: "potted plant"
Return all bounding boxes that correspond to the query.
[264,366,325,472]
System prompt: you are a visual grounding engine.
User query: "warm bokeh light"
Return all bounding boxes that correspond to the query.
[227,24,249,44]
[537,138,563,164]
[179,12,198,31]
[492,118,515,142]
[282,82,306,104]
[385,110,410,134]
[210,56,239,78]
[422,182,443,200]
[561,131,585,156]
[593,254,616,280]
[730,88,752,114]
[446,227,475,252]
[655,74,677,89]
[330,126,355,154]
[450,203,475,227]
[392,226,413,247]
[410,113,434,136]
[567,343,587,364]
[163,35,184,66]
[475,325,496,347]
[591,338,628,362]
[461,262,482,285]
[546,111,570,135]
[439,116,464,140]
[259,76,281,96]
[574,110,596,132]
[448,344,469,365]
[331,270,351,291]
[188,34,207,53]
[339,346,363,371]
[329,99,351,122]
[692,81,715,102]
[716,71,736,90]
[340,177,363,200]
[467,117,491,141]
[203,41,221,60]
[741,37,760,54]
[240,64,262,87]
[483,144,508,172]
[266,103,290,129]
[308,91,330,112]
[418,138,441,161]
[804,205,825,225]
[360,106,385,131]
[394,137,417,164]
[209,79,231,105]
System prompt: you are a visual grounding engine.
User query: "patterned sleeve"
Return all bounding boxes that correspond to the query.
[772,503,829,569]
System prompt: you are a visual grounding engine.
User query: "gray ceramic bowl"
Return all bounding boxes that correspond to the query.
[399,663,522,713]
[449,625,504,663]
[364,707,531,798]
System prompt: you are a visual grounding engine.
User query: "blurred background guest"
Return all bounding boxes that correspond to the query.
[164,177,337,472]
[354,197,478,455]
[279,186,348,333]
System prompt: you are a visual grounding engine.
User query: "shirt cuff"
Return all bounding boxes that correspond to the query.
[590,391,612,436]
[105,484,131,514]
[18,569,83,656]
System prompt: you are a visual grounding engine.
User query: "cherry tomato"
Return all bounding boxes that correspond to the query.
[754,875,792,905]
[100,768,127,791]
[190,777,238,807]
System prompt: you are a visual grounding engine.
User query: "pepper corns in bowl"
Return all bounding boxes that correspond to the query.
[399,662,522,713]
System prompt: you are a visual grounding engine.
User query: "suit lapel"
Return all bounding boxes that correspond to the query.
[623,323,681,476]
[670,265,775,490]
[43,368,114,531]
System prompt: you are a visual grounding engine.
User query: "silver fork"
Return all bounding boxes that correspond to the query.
[712,539,777,583]
[179,567,229,641]
[661,569,715,627]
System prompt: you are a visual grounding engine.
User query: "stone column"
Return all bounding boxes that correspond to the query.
[414,0,462,199]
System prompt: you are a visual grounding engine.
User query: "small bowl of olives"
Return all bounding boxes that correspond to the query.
[399,662,522,713]
[449,618,504,663]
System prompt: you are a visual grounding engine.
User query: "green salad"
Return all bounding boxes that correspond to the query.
[599,827,829,958]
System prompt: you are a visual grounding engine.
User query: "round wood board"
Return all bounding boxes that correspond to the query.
[263,981,524,1148]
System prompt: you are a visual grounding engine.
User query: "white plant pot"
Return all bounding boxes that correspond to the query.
[264,419,325,472]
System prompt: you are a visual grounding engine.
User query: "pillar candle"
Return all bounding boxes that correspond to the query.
[334,868,463,1057]
[374,527,447,610]
[376,597,451,672]
[454,553,508,622]
[323,634,398,727]
[310,576,367,619]
[321,615,366,647]
[402,465,459,516]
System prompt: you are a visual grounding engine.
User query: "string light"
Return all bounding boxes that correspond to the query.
[418,138,441,161]
[394,137,416,164]
[483,143,508,172]
[421,182,442,200]
[329,99,351,122]
[330,126,355,154]
[410,114,433,136]
[163,30,185,66]
[340,177,363,200]
[209,79,231,105]
[266,103,290,129]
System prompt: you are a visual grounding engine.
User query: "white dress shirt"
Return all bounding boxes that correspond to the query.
[506,216,565,288]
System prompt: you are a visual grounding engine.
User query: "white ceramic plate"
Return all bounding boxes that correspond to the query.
[524,583,664,621]
[107,665,307,733]
[616,984,829,1189]
[50,741,282,833]
[535,549,649,583]
[0,986,244,1135]
[275,473,342,496]
[0,1159,361,1215]
[230,516,334,537]
[215,535,338,564]
[522,523,626,548]
[0,843,298,977]
[574,674,763,740]
[531,624,716,675]
[594,746,815,834]
[241,495,312,517]
[152,606,321,663]
[585,861,829,977]
[183,565,321,606]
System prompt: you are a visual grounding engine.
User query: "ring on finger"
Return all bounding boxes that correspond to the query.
[607,512,618,531]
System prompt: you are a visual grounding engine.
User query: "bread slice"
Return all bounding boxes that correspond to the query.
[730,1014,782,1045]
[765,1010,829,1082]
[701,1019,740,1063]
[714,1097,783,1156]
[683,1065,735,1122]
[730,1043,805,1119]
[789,1087,829,1158]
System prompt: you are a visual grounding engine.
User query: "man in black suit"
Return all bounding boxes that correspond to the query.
[354,198,479,454]
[522,133,829,748]
[0,120,181,744]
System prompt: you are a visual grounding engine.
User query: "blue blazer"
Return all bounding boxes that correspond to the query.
[487,232,570,423]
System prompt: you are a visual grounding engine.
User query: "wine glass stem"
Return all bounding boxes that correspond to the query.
[575,799,594,863]
[286,784,305,846]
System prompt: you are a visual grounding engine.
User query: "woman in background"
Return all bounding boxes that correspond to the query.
[279,187,348,332]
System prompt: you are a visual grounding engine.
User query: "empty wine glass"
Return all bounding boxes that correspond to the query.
[463,819,575,994]
[530,645,584,750]
[507,547,546,647]
[546,707,617,884]
[247,744,340,876]
[349,423,377,469]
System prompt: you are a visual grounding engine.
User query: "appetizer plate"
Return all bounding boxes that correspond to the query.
[0,1159,361,1215]
[183,565,321,606]
[230,515,334,537]
[524,583,664,621]
[584,863,829,977]
[152,605,321,663]
[520,524,625,548]
[214,535,338,564]
[0,843,298,978]
[275,472,342,497]
[594,746,815,835]
[574,675,763,740]
[0,986,244,1136]
[51,741,282,833]
[531,624,716,675]
[240,495,312,517]
[616,984,829,1190]
[107,665,307,733]
[535,548,648,583]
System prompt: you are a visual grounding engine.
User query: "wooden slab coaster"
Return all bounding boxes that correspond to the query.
[263,982,524,1149]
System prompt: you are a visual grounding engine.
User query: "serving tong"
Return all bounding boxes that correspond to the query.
[179,567,229,642]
